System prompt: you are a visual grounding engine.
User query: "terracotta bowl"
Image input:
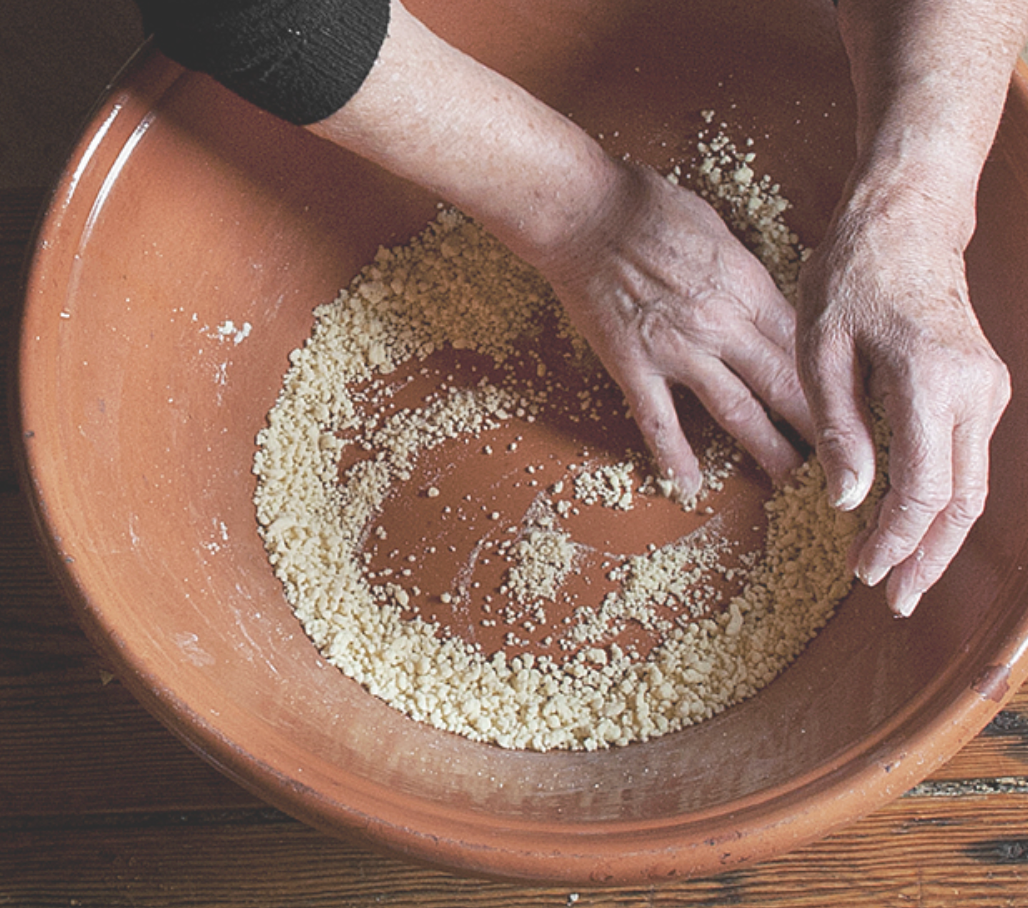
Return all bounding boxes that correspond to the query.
[15,0,1028,885]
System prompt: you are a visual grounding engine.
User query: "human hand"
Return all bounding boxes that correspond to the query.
[539,164,814,500]
[305,5,812,501]
[797,187,1011,617]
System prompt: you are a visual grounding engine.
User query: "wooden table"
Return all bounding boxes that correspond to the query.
[3,186,1028,906]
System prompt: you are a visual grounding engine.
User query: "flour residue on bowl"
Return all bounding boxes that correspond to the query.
[253,126,883,751]
[212,319,252,345]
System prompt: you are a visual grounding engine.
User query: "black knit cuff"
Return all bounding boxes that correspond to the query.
[139,0,391,125]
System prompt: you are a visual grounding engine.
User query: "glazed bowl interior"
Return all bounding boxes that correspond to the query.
[16,0,1028,885]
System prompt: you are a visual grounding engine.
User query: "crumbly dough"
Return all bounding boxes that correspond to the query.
[253,120,884,751]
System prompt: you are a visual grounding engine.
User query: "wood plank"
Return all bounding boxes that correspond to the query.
[935,694,1028,783]
[1,206,33,488]
[0,794,1026,907]
[0,491,94,662]
[0,676,262,818]
[0,186,43,269]
[2,279,23,489]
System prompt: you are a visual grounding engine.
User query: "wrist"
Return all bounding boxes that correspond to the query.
[524,157,645,285]
[837,138,981,251]
[833,0,1028,251]
[481,133,627,276]
[308,0,627,273]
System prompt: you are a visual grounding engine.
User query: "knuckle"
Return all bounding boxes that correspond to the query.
[891,484,950,521]
[905,548,954,593]
[633,403,674,446]
[713,388,762,432]
[815,424,865,464]
[987,358,1013,412]
[764,356,803,398]
[948,483,988,526]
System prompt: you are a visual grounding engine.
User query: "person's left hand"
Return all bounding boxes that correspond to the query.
[797,189,1011,616]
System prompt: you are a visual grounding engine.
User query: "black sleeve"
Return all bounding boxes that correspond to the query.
[135,0,391,126]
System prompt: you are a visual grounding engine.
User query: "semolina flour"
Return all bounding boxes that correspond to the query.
[253,122,884,751]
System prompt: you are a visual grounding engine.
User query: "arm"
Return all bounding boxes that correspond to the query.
[308,0,813,497]
[798,0,1028,615]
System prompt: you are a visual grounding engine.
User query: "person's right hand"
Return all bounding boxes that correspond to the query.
[310,3,813,501]
[538,163,814,500]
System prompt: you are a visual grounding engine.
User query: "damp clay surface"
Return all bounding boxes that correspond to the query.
[253,157,882,751]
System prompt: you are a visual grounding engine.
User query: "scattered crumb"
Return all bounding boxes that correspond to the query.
[252,123,885,752]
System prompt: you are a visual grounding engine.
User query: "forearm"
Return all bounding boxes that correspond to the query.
[309,0,813,496]
[837,0,1028,240]
[306,0,623,273]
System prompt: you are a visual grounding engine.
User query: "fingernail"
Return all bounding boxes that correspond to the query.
[832,468,863,511]
[893,590,922,619]
[656,473,700,509]
[855,562,888,588]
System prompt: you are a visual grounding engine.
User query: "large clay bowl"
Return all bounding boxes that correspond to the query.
[14,0,1028,885]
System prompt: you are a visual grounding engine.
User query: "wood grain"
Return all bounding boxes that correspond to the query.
[0,187,44,263]
[0,187,40,489]
[0,797,1026,906]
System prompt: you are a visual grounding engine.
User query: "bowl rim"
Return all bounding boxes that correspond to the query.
[12,42,1028,886]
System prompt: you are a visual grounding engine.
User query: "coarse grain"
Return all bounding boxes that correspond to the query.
[253,119,885,751]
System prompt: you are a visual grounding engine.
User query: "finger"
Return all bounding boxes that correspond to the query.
[747,270,801,355]
[725,323,815,444]
[884,413,994,617]
[620,370,704,499]
[852,408,953,589]
[799,331,877,511]
[687,356,805,484]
